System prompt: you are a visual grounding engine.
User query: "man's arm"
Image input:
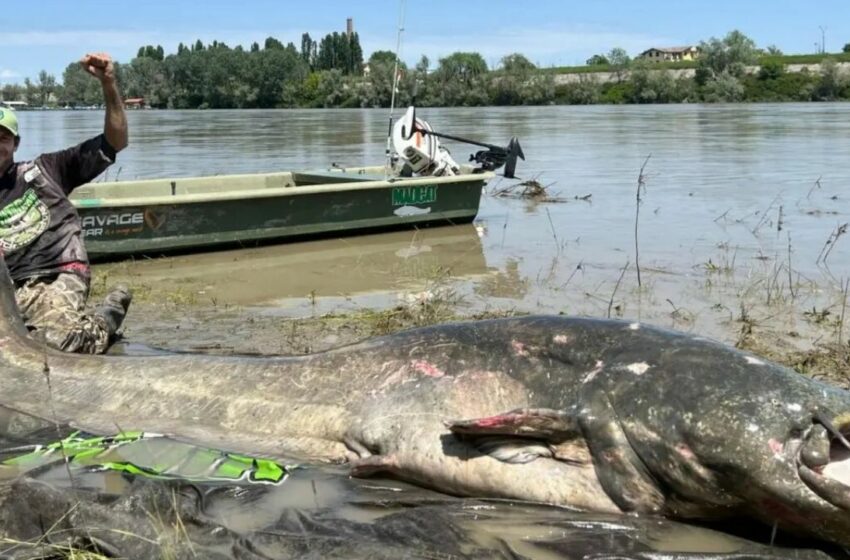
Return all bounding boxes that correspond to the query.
[80,53,128,152]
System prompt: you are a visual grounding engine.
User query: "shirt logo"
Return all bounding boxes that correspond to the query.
[0,189,50,253]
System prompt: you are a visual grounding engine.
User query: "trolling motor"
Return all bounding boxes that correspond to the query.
[392,107,525,178]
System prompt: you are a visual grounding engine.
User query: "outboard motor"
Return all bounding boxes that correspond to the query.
[392,108,460,177]
[392,107,525,178]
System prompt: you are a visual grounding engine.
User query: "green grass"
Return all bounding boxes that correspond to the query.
[543,60,696,74]
[546,52,850,76]
[759,52,850,65]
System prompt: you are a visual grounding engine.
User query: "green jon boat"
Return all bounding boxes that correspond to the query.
[70,166,492,260]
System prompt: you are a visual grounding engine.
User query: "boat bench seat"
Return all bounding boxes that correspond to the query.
[293,171,384,185]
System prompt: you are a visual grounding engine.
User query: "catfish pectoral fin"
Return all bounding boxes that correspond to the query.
[446,407,580,441]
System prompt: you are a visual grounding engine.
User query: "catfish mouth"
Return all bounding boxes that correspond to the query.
[798,414,850,510]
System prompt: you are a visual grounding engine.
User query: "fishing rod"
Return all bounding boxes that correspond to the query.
[384,0,406,178]
[382,0,524,179]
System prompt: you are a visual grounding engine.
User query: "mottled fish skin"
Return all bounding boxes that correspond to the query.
[1,257,850,546]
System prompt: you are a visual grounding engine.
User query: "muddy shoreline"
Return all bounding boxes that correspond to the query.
[96,263,849,391]
[106,295,850,392]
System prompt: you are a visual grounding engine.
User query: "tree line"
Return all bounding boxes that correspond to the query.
[1,30,849,108]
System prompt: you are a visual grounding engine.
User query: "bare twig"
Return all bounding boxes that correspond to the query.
[545,208,559,250]
[608,260,630,318]
[751,194,782,236]
[713,208,732,223]
[787,231,797,300]
[634,155,651,287]
[807,176,822,199]
[816,223,848,265]
[560,260,584,290]
[41,355,76,489]
[840,278,849,347]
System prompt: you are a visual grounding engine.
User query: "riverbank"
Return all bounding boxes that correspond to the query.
[7,34,850,110]
[101,286,849,389]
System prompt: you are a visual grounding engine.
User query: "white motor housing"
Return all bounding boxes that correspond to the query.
[392,107,460,176]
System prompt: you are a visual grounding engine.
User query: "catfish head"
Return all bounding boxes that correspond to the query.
[448,328,850,548]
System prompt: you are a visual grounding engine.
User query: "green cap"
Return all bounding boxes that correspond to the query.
[0,107,19,137]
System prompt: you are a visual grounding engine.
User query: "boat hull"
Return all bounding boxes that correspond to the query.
[71,168,490,259]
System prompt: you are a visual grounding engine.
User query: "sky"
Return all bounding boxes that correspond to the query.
[1,0,848,83]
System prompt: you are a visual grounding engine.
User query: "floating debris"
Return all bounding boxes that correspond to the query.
[490,176,566,202]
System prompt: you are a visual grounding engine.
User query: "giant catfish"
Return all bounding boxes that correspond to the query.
[0,258,849,546]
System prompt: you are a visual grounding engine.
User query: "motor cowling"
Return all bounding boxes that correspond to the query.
[392,107,460,177]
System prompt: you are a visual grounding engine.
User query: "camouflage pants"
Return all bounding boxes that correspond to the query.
[15,273,111,354]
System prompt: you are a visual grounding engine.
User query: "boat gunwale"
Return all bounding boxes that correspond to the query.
[72,170,494,209]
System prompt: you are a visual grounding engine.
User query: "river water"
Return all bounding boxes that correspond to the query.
[16,104,850,344]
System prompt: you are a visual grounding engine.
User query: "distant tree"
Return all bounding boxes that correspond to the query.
[586,54,609,66]
[60,61,103,106]
[334,33,351,72]
[628,59,679,103]
[758,59,785,80]
[815,58,844,100]
[316,35,333,70]
[348,32,364,74]
[607,48,630,66]
[432,52,489,106]
[301,33,316,67]
[701,71,745,102]
[560,74,601,104]
[122,55,169,107]
[193,39,204,52]
[264,37,285,50]
[607,47,631,82]
[415,55,430,74]
[435,52,487,83]
[137,45,164,61]
[501,53,536,74]
[844,43,850,53]
[410,54,431,101]
[315,33,356,72]
[764,45,783,56]
[23,78,36,105]
[36,70,56,106]
[368,50,399,68]
[250,42,260,53]
[492,53,552,106]
[0,83,24,102]
[697,30,758,80]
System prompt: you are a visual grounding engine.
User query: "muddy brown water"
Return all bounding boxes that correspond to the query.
[6,105,850,557]
[19,104,849,346]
